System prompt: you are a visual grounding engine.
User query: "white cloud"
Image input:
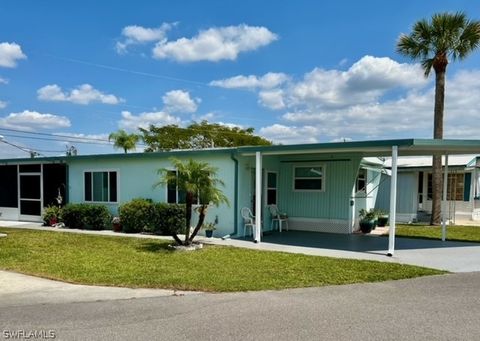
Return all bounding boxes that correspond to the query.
[0,42,26,68]
[37,84,124,105]
[119,110,181,131]
[162,89,199,113]
[116,23,173,54]
[259,124,320,144]
[258,89,285,110]
[0,110,71,131]
[210,72,288,89]
[0,77,8,84]
[0,100,7,109]
[153,24,277,62]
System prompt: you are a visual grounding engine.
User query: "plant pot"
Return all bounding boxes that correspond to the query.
[359,219,375,233]
[49,217,57,226]
[112,223,122,232]
[205,230,213,238]
[377,216,389,227]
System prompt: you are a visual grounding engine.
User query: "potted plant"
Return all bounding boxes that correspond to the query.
[359,209,376,233]
[42,206,62,227]
[112,216,122,232]
[202,222,216,238]
[376,210,389,227]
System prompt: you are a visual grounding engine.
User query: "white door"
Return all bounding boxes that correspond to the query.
[18,166,43,222]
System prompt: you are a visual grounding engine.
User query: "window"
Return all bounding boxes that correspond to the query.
[266,172,277,205]
[166,170,200,204]
[293,165,324,191]
[356,168,366,192]
[427,173,465,201]
[84,171,117,203]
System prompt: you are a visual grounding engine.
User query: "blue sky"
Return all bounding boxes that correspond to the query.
[1,0,480,157]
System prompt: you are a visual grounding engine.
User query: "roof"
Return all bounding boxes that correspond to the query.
[383,155,478,168]
[1,138,480,164]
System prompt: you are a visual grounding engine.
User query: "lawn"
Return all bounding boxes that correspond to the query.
[0,228,445,292]
[386,224,480,243]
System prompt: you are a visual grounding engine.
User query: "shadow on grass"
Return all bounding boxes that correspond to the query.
[136,241,174,253]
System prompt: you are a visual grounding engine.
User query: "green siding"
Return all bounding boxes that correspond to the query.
[278,156,361,220]
[68,154,236,237]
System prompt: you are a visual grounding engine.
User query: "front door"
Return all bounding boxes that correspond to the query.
[18,165,43,221]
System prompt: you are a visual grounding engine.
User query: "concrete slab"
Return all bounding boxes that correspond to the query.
[0,271,202,307]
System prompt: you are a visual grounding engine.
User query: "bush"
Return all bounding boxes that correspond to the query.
[42,205,62,226]
[62,204,87,229]
[154,203,185,235]
[61,203,111,230]
[118,198,155,233]
[83,205,111,230]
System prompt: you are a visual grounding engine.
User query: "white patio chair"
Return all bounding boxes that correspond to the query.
[240,207,261,238]
[268,205,289,232]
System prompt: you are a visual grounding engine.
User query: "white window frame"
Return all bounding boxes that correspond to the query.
[83,169,119,204]
[292,164,325,192]
[165,169,199,205]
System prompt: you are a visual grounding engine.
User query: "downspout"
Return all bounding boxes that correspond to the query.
[224,152,239,239]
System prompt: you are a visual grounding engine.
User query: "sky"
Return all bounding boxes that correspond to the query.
[1,0,480,158]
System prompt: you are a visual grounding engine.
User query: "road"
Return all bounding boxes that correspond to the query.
[1,272,479,341]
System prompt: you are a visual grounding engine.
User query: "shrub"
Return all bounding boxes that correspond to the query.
[83,205,111,230]
[62,204,87,229]
[61,203,111,230]
[42,205,62,226]
[154,203,185,235]
[118,198,155,233]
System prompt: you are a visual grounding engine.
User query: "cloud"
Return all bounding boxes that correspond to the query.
[259,124,320,144]
[258,89,285,110]
[153,24,277,62]
[162,89,199,113]
[37,84,124,105]
[0,42,27,68]
[0,110,71,131]
[0,100,6,109]
[116,23,173,54]
[0,77,8,84]
[210,72,288,89]
[119,110,181,131]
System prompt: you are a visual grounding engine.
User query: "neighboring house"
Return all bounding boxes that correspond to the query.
[1,139,480,241]
[375,155,480,223]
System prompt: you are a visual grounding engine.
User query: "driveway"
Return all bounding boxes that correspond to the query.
[0,271,479,340]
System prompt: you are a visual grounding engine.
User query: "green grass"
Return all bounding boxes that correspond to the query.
[0,228,445,292]
[386,224,480,243]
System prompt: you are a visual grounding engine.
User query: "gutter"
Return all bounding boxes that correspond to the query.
[226,152,239,239]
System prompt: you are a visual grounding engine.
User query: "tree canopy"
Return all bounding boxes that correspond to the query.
[108,129,140,153]
[140,121,272,152]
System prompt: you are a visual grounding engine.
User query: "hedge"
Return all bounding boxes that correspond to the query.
[61,203,111,230]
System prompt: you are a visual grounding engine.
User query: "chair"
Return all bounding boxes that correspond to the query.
[241,207,261,238]
[268,205,289,232]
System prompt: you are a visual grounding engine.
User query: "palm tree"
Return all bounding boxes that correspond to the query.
[397,12,480,225]
[158,158,229,245]
[108,129,139,153]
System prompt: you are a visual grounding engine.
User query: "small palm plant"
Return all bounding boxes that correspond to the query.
[158,158,229,245]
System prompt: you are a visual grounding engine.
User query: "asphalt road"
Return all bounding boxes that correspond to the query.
[1,273,479,341]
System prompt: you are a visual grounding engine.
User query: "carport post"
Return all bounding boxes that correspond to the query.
[255,151,262,243]
[387,145,398,257]
[442,154,449,241]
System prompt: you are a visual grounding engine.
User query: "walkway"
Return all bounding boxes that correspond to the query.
[1,220,480,272]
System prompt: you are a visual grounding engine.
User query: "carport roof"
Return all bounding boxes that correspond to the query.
[237,138,480,157]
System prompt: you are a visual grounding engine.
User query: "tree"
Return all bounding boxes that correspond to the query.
[140,120,272,152]
[397,12,480,225]
[158,158,229,245]
[108,129,140,153]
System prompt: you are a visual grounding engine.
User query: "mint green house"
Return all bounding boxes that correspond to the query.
[1,139,480,255]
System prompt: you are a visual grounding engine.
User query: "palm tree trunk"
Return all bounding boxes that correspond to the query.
[184,192,193,244]
[188,205,208,243]
[430,68,446,225]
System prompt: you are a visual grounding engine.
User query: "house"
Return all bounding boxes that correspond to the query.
[375,155,480,223]
[1,138,480,255]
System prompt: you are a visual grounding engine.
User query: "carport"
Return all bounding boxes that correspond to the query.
[238,139,480,256]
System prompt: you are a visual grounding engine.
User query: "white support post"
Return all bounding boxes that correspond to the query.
[255,151,262,243]
[442,154,449,241]
[388,146,398,257]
